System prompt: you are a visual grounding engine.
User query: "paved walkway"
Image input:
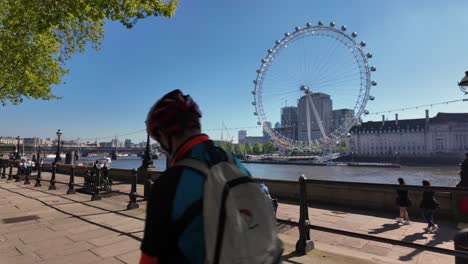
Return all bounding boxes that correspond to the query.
[0,169,461,263]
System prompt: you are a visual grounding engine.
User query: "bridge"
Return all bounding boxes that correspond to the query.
[0,145,146,156]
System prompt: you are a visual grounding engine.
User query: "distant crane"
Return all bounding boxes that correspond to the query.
[220,122,234,142]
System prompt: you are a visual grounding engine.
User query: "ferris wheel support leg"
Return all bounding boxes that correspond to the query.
[307,94,328,141]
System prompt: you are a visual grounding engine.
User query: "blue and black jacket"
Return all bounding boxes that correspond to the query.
[140,134,251,264]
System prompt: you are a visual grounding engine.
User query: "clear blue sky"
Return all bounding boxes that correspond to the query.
[1,0,467,143]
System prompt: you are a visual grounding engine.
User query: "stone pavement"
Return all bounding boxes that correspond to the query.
[0,169,461,263]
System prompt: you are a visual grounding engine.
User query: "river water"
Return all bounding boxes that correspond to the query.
[58,156,460,187]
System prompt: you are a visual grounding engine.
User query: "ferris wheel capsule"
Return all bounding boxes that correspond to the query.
[295,26,301,31]
[351,32,358,38]
[360,41,366,47]
[251,91,256,95]
[253,80,257,84]
[252,102,256,105]
[284,32,290,37]
[370,66,376,72]
[366,53,373,58]
[306,22,312,28]
[341,25,347,31]
[371,81,377,86]
[318,21,324,26]
[268,49,273,54]
[261,58,267,63]
[364,110,370,115]
[253,112,258,116]
[257,121,261,126]
[275,40,281,45]
[369,96,375,100]
[330,21,336,27]
[256,69,260,73]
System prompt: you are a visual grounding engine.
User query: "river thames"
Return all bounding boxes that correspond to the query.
[63,156,461,187]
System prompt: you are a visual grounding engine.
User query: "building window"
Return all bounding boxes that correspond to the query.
[435,138,444,151]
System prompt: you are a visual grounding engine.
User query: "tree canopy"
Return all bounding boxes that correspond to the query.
[0,0,178,105]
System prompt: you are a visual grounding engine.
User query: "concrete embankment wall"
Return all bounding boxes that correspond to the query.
[16,161,467,221]
[260,178,462,220]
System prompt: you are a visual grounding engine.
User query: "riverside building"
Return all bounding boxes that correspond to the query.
[348,110,468,159]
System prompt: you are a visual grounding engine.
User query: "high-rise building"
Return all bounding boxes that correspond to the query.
[124,139,132,148]
[238,130,247,144]
[281,107,298,127]
[277,106,298,140]
[297,93,333,142]
[332,109,355,132]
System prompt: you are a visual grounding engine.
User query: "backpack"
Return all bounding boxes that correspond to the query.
[176,152,283,264]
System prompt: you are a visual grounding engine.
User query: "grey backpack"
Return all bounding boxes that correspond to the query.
[176,154,283,264]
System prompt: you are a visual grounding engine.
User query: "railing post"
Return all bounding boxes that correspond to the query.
[49,164,57,190]
[144,173,154,200]
[24,167,31,185]
[34,162,42,187]
[455,229,468,263]
[15,163,21,182]
[67,166,76,194]
[295,175,314,255]
[91,168,102,201]
[127,169,139,210]
[7,163,13,181]
[1,162,6,179]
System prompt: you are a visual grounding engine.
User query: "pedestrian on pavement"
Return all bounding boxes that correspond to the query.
[420,180,439,233]
[457,152,468,187]
[396,178,411,224]
[140,89,282,264]
[258,180,279,216]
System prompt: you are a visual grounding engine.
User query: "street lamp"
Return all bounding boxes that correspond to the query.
[459,71,468,94]
[15,136,20,160]
[55,129,62,163]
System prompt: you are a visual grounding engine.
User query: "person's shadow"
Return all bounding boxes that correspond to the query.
[368,223,401,235]
[399,230,452,261]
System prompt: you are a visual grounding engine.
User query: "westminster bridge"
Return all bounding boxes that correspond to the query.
[0,145,146,156]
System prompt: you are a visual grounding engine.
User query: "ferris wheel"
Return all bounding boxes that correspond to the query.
[252,21,376,151]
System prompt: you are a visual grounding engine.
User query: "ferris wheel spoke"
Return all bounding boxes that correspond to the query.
[315,51,357,85]
[309,36,343,83]
[313,54,360,85]
[314,75,360,88]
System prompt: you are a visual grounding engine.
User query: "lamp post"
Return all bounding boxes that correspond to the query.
[15,136,20,160]
[139,133,156,199]
[458,71,468,94]
[55,129,62,163]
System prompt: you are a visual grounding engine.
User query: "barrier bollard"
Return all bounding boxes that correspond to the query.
[15,164,21,182]
[455,229,468,263]
[24,167,31,185]
[127,169,139,210]
[91,169,102,201]
[34,163,42,187]
[295,175,314,255]
[7,164,13,180]
[1,163,6,179]
[67,166,76,194]
[49,164,57,190]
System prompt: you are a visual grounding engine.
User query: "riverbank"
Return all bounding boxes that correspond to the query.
[242,159,400,168]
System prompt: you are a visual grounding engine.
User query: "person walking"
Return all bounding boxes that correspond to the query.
[140,89,282,264]
[420,180,439,233]
[396,178,411,225]
[457,152,468,187]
